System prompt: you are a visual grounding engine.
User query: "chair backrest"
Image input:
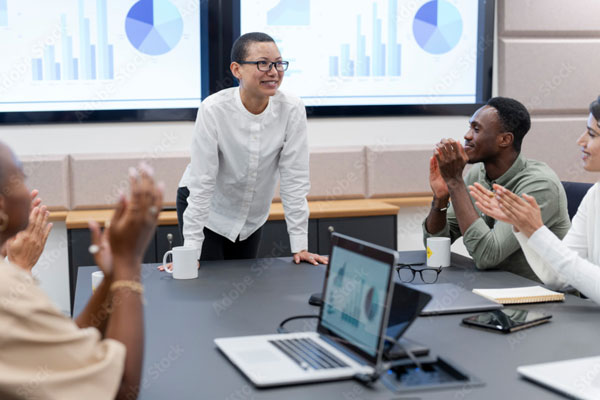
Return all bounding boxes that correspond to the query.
[561,181,594,220]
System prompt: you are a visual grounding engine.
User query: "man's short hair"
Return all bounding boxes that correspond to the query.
[590,96,600,124]
[231,32,276,63]
[486,97,531,152]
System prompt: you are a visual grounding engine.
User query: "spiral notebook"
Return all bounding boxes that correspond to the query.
[472,286,565,305]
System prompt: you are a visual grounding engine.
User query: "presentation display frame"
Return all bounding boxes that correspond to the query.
[231,0,495,117]
[0,0,209,124]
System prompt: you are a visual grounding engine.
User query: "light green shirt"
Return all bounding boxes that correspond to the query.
[423,154,571,281]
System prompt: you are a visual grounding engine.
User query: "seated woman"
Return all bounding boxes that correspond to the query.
[0,141,163,400]
[469,96,600,305]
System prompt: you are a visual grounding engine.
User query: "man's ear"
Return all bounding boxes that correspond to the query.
[498,132,514,149]
[230,62,242,80]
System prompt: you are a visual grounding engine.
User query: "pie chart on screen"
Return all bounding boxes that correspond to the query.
[126,0,183,55]
[413,0,463,55]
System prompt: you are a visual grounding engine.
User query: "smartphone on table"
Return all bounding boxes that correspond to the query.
[462,308,551,333]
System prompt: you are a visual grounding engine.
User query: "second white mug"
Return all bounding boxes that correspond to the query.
[162,246,198,279]
[426,237,451,268]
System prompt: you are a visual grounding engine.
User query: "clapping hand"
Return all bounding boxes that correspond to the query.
[434,139,469,182]
[469,182,543,237]
[108,164,163,268]
[6,206,53,271]
[6,189,53,271]
[469,183,510,223]
[88,220,113,279]
[429,156,449,200]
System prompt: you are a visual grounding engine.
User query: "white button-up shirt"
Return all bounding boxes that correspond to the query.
[180,87,310,256]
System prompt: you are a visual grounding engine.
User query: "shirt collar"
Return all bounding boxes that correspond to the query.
[479,153,527,186]
[234,87,272,121]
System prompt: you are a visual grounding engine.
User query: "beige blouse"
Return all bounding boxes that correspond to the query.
[0,260,125,400]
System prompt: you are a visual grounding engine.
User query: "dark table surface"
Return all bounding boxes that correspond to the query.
[74,252,600,399]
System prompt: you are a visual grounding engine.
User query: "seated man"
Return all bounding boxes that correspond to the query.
[423,97,571,281]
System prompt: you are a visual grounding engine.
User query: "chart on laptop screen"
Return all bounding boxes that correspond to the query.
[0,0,201,112]
[322,246,390,357]
[240,0,480,106]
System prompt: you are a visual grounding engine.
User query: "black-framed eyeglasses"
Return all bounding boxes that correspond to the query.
[396,263,442,284]
[237,60,289,72]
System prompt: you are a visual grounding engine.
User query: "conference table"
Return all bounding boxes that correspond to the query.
[74,252,600,399]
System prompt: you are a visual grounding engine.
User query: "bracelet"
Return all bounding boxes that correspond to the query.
[431,200,449,212]
[110,280,144,297]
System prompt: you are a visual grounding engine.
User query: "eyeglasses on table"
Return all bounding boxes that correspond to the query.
[396,263,442,284]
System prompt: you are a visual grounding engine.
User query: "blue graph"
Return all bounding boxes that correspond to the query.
[330,0,401,78]
[0,0,7,27]
[31,0,114,81]
[126,0,183,56]
[413,0,463,54]
[267,0,310,26]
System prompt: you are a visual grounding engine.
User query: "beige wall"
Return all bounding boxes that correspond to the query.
[498,0,600,183]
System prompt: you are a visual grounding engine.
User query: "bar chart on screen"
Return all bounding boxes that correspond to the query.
[31,0,114,82]
[329,2,402,78]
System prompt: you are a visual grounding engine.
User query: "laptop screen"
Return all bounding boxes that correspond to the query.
[320,244,392,358]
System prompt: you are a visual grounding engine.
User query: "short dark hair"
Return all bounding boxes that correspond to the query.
[231,32,276,63]
[590,96,600,124]
[486,97,531,152]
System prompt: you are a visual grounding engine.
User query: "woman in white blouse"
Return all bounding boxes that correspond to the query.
[469,96,600,305]
[176,32,326,266]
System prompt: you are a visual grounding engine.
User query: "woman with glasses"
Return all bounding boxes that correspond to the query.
[469,96,600,305]
[172,32,327,266]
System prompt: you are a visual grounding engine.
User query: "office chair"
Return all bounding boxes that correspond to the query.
[561,181,594,220]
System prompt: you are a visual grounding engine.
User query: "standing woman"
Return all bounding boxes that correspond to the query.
[176,32,326,265]
[469,96,600,304]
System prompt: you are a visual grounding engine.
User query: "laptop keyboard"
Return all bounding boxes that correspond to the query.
[269,338,349,370]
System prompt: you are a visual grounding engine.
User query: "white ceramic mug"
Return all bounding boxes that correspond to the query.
[162,246,198,279]
[426,237,451,268]
[91,271,104,292]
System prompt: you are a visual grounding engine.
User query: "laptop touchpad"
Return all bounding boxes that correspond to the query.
[238,348,282,364]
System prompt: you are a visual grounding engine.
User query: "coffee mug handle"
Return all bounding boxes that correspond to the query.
[162,250,174,274]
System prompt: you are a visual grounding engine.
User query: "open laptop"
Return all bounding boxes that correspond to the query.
[518,356,600,400]
[407,283,503,316]
[215,233,398,387]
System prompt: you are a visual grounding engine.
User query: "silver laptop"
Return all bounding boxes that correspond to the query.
[407,283,503,315]
[215,233,398,387]
[518,356,600,400]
